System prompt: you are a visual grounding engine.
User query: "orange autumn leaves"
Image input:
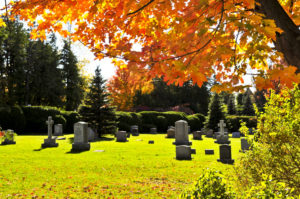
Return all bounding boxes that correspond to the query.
[4,0,300,97]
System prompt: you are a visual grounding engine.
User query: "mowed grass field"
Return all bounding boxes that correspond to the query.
[0,134,245,198]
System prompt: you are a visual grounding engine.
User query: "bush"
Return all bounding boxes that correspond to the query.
[156,116,167,132]
[0,105,25,134]
[160,111,187,126]
[180,169,234,199]
[116,111,142,132]
[226,115,257,132]
[187,114,205,132]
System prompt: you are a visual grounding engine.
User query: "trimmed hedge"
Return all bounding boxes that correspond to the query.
[226,115,257,132]
[22,106,80,134]
[0,105,25,133]
[116,111,206,133]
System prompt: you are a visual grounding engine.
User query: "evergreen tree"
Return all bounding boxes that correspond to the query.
[204,93,225,131]
[79,67,117,136]
[61,40,84,110]
[236,93,244,115]
[254,90,267,112]
[227,94,236,115]
[242,94,255,116]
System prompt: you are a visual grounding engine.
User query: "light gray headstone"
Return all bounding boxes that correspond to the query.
[46,116,54,139]
[166,128,175,138]
[173,120,191,145]
[54,124,63,136]
[218,120,226,136]
[193,131,202,140]
[42,116,58,148]
[72,122,90,151]
[176,145,196,160]
[116,131,127,142]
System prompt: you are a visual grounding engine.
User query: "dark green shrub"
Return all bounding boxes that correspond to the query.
[180,169,234,199]
[0,105,25,133]
[160,111,187,127]
[140,123,156,133]
[156,116,167,132]
[53,115,66,126]
[226,115,257,132]
[116,112,142,132]
[187,114,205,131]
[61,111,80,133]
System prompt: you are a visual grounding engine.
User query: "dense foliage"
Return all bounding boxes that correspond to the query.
[204,93,225,131]
[233,86,300,196]
[79,67,117,136]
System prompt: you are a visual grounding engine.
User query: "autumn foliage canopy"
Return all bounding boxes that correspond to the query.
[3,0,300,98]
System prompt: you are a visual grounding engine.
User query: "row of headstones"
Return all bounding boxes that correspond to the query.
[0,129,16,145]
[42,116,98,152]
[115,125,158,142]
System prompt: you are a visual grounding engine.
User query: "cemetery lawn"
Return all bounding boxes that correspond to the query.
[0,134,244,198]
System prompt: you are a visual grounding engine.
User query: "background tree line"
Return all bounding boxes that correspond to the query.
[0,19,84,111]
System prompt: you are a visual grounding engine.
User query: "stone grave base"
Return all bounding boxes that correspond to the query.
[71,143,90,152]
[193,137,202,140]
[214,140,231,144]
[173,141,192,146]
[116,139,128,142]
[205,149,214,155]
[217,158,234,164]
[1,139,16,145]
[41,138,58,148]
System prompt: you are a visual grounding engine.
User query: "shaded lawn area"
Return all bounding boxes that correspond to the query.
[0,134,244,198]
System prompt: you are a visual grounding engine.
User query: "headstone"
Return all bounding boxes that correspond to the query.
[215,120,230,144]
[218,128,229,133]
[249,128,254,135]
[1,129,16,145]
[205,149,214,155]
[131,125,139,136]
[54,124,63,136]
[150,128,157,134]
[87,127,96,141]
[173,120,192,145]
[217,144,234,164]
[176,145,196,160]
[116,131,127,142]
[42,116,58,148]
[166,127,175,138]
[240,138,251,152]
[148,140,154,144]
[193,131,202,140]
[206,129,214,138]
[72,122,90,151]
[232,132,241,138]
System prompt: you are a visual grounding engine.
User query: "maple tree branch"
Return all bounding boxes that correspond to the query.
[127,0,155,16]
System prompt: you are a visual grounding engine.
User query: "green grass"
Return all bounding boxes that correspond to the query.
[0,134,245,198]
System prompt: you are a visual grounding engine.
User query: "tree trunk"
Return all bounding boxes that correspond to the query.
[258,0,300,72]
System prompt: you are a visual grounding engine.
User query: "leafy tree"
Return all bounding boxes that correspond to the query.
[8,0,300,92]
[234,86,300,196]
[204,93,225,131]
[79,67,117,136]
[242,93,255,116]
[227,94,236,115]
[61,40,84,111]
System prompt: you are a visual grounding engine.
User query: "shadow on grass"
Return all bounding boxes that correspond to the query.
[65,149,89,154]
[33,147,45,151]
[94,137,114,142]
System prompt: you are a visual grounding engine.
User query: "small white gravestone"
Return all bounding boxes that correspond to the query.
[116,131,127,142]
[215,120,230,144]
[176,145,196,160]
[166,127,175,138]
[42,116,58,148]
[193,131,202,140]
[72,122,90,151]
[173,120,192,145]
[131,125,139,136]
[54,124,63,136]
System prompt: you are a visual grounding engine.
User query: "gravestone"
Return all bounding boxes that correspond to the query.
[173,120,192,145]
[54,124,63,136]
[206,129,214,138]
[249,128,254,135]
[116,131,127,142]
[87,127,96,141]
[232,132,241,138]
[240,138,251,152]
[217,144,234,164]
[166,127,175,138]
[42,116,58,148]
[218,128,229,133]
[131,125,139,136]
[148,140,154,144]
[1,129,16,145]
[150,127,157,134]
[176,145,196,160]
[193,131,202,140]
[205,149,214,155]
[215,120,230,144]
[72,122,90,151]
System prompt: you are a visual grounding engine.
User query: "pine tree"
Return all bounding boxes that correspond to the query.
[61,40,84,110]
[242,94,255,116]
[227,94,236,115]
[254,90,267,112]
[204,93,225,131]
[79,67,117,136]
